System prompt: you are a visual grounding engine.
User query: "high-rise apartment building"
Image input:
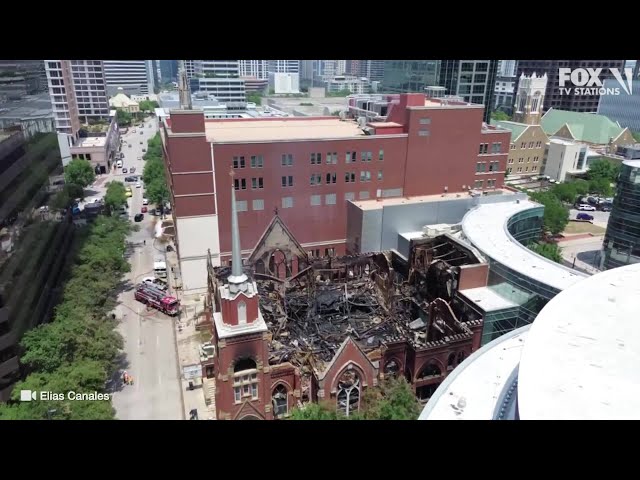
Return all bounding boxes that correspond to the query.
[346,60,385,82]
[188,60,246,107]
[438,60,498,123]
[267,60,300,74]
[238,60,268,80]
[102,60,153,96]
[516,60,626,113]
[44,60,109,134]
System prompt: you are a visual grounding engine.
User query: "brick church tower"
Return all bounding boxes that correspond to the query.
[211,171,273,420]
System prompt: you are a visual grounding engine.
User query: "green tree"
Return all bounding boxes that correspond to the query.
[247,92,262,105]
[0,361,115,420]
[528,241,563,263]
[145,177,170,206]
[587,159,620,183]
[104,181,128,215]
[358,376,421,420]
[588,177,613,197]
[530,191,569,235]
[491,110,511,121]
[50,189,71,210]
[550,182,578,203]
[573,179,590,196]
[327,89,352,97]
[64,158,95,189]
[116,108,132,126]
[289,401,341,420]
[633,131,640,143]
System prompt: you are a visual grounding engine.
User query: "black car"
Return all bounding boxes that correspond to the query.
[577,213,594,221]
[134,213,144,222]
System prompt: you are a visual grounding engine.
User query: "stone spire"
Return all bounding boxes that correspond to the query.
[228,169,248,288]
[177,60,192,110]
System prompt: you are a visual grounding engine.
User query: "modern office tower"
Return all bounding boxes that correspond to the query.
[382,60,441,93]
[601,160,640,270]
[498,60,517,77]
[159,60,179,83]
[438,60,498,123]
[191,60,246,106]
[597,79,640,132]
[102,60,153,96]
[0,60,47,99]
[516,60,626,113]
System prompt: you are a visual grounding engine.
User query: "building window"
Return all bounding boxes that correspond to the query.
[282,175,293,187]
[361,151,372,162]
[310,194,321,206]
[520,142,526,149]
[359,191,369,200]
[419,118,431,125]
[474,180,483,189]
[345,172,356,183]
[233,156,245,169]
[234,178,247,190]
[251,177,263,189]
[491,142,502,153]
[418,130,430,137]
[379,149,384,161]
[377,170,383,181]
[236,200,248,212]
[345,192,355,201]
[325,247,335,257]
[476,162,485,173]
[533,156,539,163]
[250,155,263,168]
[233,358,259,404]
[517,167,522,173]
[479,143,488,154]
[310,174,322,186]
[518,158,524,164]
[528,142,534,148]
[252,199,264,211]
[326,172,336,184]
[532,166,538,172]
[326,152,337,164]
[360,171,371,182]
[325,193,336,205]
[510,144,516,150]
[508,158,514,164]
[281,154,293,166]
[507,168,513,174]
[487,179,496,188]
[346,151,356,163]
[272,385,288,418]
[310,152,322,165]
[237,301,247,324]
[337,369,360,417]
[525,166,529,172]
[282,197,293,209]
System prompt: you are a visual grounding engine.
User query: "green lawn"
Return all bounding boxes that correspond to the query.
[563,221,606,235]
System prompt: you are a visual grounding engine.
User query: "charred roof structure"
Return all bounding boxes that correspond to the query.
[205,214,489,420]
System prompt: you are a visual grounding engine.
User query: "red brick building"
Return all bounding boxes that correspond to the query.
[203,187,487,419]
[161,93,509,292]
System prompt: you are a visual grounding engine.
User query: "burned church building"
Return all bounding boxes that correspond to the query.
[202,181,491,420]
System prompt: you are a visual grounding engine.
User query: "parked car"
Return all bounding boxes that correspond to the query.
[141,206,148,213]
[122,167,128,174]
[135,182,142,188]
[134,213,144,222]
[142,148,146,152]
[600,204,613,212]
[132,129,136,133]
[578,204,596,211]
[140,131,144,135]
[128,144,132,148]
[130,167,136,173]
[149,208,157,216]
[142,198,149,205]
[577,213,594,221]
[116,160,123,168]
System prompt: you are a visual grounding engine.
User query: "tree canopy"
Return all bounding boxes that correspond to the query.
[491,110,511,121]
[116,108,133,126]
[246,92,262,105]
[289,377,421,420]
[104,181,128,214]
[64,158,95,189]
[139,100,159,112]
[528,241,563,263]
[530,191,569,235]
[0,216,130,420]
[142,133,170,207]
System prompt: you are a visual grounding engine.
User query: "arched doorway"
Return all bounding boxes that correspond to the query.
[239,415,261,420]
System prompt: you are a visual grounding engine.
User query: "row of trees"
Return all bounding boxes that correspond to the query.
[290,377,422,420]
[142,133,170,207]
[0,216,131,419]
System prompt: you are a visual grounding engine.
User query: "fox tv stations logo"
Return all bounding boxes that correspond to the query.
[559,67,633,96]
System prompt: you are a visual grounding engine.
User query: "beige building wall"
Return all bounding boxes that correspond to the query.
[506,125,548,176]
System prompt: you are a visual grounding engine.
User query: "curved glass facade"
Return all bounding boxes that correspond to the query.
[602,161,640,270]
[507,207,544,244]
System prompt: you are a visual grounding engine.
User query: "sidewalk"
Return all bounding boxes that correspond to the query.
[164,241,216,420]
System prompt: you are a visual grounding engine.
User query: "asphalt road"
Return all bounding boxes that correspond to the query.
[569,208,610,228]
[97,118,183,420]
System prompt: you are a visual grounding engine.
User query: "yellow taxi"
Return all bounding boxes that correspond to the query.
[125,187,132,198]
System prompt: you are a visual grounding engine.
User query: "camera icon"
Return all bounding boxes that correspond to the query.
[20,390,37,401]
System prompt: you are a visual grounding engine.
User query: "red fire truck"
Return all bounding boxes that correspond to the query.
[134,284,180,316]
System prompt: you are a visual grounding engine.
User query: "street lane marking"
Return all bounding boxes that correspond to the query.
[157,335,160,347]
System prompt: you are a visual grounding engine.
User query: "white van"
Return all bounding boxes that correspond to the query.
[116,160,123,168]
